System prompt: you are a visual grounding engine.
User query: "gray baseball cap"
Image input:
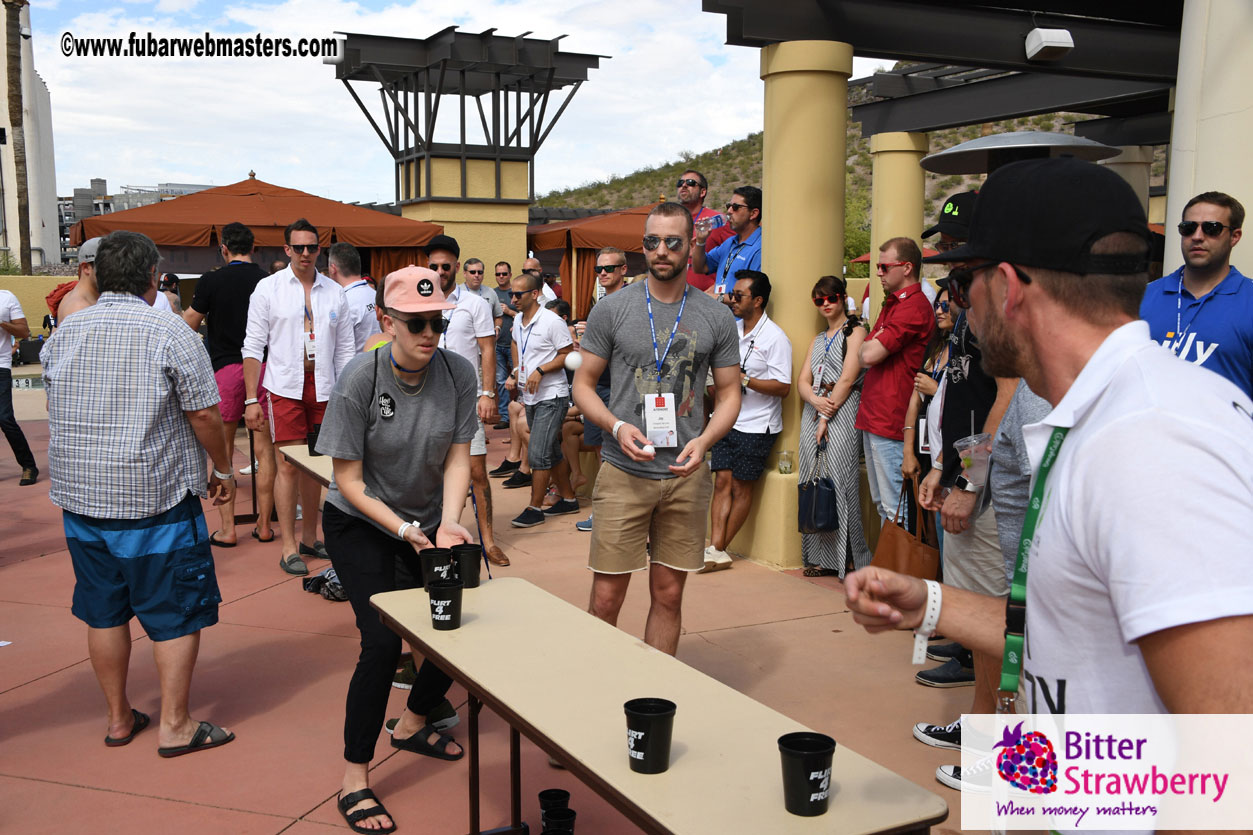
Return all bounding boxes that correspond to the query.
[79,237,103,263]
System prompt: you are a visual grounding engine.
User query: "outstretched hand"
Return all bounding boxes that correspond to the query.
[844,567,929,633]
[435,522,474,549]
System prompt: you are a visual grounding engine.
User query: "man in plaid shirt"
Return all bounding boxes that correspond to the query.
[41,230,239,758]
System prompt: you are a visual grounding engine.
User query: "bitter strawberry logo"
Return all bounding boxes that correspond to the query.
[994,721,1058,794]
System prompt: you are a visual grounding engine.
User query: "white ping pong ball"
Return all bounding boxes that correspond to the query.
[642,444,656,455]
[565,352,583,371]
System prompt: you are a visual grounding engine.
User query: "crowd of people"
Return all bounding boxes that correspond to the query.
[14,157,1253,832]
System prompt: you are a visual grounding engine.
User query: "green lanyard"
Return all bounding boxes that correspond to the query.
[998,425,1070,710]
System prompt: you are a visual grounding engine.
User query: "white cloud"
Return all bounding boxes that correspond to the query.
[35,0,891,204]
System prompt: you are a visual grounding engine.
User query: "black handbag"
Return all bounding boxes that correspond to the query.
[797,441,839,534]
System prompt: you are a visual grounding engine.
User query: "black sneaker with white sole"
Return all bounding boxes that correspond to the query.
[913,718,962,750]
[489,459,521,477]
[914,656,975,687]
[511,506,546,528]
[544,497,580,516]
[936,754,997,792]
[501,470,532,489]
[925,641,965,662]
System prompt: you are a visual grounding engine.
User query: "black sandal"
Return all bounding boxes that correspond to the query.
[337,788,396,834]
[390,722,463,761]
[803,565,839,577]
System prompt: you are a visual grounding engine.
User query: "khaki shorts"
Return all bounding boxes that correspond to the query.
[943,503,1009,597]
[588,463,711,574]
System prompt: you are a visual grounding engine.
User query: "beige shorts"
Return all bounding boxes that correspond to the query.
[588,463,712,574]
[943,504,1009,597]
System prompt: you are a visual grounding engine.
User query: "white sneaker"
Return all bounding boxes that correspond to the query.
[697,546,732,574]
[238,460,259,476]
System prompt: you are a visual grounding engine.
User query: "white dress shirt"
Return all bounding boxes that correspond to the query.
[242,267,354,401]
[733,313,792,433]
[439,286,495,386]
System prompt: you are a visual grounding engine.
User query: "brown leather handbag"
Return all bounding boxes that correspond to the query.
[870,478,940,581]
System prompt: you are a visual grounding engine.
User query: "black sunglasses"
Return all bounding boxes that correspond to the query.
[947,262,1032,309]
[594,264,625,273]
[1178,220,1232,237]
[465,268,483,275]
[812,294,843,307]
[431,262,455,271]
[287,243,319,254]
[495,271,510,277]
[934,300,950,313]
[642,235,685,252]
[676,178,701,189]
[390,313,447,335]
[509,290,534,298]
[725,202,748,212]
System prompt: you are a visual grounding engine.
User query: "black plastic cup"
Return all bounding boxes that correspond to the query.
[418,547,455,589]
[778,732,837,816]
[623,698,676,774]
[451,543,482,589]
[541,806,576,832]
[306,423,322,456]
[538,788,570,819]
[427,579,463,630]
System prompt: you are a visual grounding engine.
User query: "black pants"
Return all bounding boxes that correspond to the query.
[0,369,36,471]
[323,502,453,764]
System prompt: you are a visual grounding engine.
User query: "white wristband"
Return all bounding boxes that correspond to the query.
[611,419,625,441]
[398,521,413,540]
[912,579,943,665]
[212,468,234,481]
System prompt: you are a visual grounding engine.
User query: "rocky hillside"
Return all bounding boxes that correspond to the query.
[538,101,1165,275]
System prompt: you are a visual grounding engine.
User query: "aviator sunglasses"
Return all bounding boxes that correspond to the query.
[1178,220,1233,237]
[642,235,685,251]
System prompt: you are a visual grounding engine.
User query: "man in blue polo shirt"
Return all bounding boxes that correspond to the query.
[1141,191,1253,399]
[692,185,762,302]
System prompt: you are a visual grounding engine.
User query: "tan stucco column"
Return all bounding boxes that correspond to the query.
[1165,0,1253,275]
[726,40,853,569]
[868,132,928,321]
[1099,145,1154,214]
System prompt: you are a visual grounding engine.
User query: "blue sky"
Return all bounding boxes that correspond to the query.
[32,0,888,204]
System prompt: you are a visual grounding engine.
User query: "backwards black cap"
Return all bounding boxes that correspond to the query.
[924,158,1150,275]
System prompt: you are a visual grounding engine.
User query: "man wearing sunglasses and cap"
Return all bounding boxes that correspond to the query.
[243,218,355,576]
[425,234,509,567]
[1140,191,1253,400]
[846,160,1253,747]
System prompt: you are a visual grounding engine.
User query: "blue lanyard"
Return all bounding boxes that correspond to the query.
[720,239,749,285]
[517,310,539,373]
[645,282,688,382]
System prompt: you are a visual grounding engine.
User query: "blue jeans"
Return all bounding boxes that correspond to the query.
[862,431,905,527]
[0,368,37,470]
[494,342,511,422]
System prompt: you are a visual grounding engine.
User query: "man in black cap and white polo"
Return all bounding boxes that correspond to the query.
[425,234,510,568]
[846,159,1253,789]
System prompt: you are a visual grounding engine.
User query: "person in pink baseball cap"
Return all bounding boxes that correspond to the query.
[315,263,481,832]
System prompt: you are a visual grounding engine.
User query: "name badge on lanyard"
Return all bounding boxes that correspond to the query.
[644,392,678,448]
[304,331,318,360]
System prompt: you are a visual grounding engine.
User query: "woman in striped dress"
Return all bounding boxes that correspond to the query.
[797,276,871,577]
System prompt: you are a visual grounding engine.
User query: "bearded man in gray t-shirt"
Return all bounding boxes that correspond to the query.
[573,202,741,655]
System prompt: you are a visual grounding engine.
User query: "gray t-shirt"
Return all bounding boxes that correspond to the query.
[471,283,503,319]
[580,280,739,479]
[987,379,1053,582]
[318,344,479,537]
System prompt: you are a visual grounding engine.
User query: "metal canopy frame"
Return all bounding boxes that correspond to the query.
[703,0,1181,82]
[333,27,605,206]
[849,66,1171,139]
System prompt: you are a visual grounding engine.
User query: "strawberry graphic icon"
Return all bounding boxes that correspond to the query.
[994,721,1058,794]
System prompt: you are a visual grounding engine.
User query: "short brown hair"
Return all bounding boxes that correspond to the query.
[646,202,694,238]
[1183,191,1244,230]
[1025,231,1150,324]
[596,246,626,264]
[880,236,922,275]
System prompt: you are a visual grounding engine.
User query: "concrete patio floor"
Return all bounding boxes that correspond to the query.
[1,386,968,834]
